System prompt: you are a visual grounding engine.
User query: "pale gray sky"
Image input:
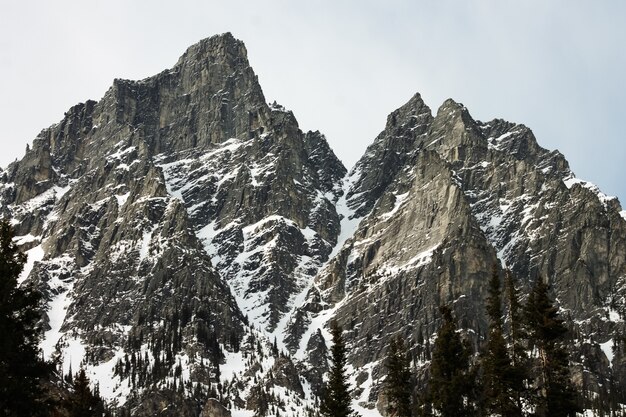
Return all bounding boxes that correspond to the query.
[1,1,624,204]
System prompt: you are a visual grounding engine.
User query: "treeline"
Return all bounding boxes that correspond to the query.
[322,266,624,417]
[415,267,579,417]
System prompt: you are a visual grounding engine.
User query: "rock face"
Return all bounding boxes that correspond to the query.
[297,95,626,407]
[1,33,625,416]
[201,399,231,417]
[0,33,341,414]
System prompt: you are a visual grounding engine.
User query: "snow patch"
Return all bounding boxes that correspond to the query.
[41,275,74,359]
[60,336,87,376]
[295,298,346,361]
[221,350,249,383]
[350,361,383,417]
[115,192,131,207]
[231,410,255,417]
[380,192,409,221]
[14,233,39,245]
[89,348,131,405]
[138,227,157,263]
[53,184,71,199]
[330,172,364,259]
[107,146,137,161]
[600,339,614,367]
[563,174,616,208]
[379,245,438,276]
[487,130,519,150]
[18,243,44,284]
[608,307,622,322]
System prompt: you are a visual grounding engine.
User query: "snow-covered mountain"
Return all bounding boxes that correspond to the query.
[1,33,625,416]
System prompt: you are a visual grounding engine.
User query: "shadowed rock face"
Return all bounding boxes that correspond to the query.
[2,33,625,415]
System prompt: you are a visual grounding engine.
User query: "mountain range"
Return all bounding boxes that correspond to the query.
[1,33,625,416]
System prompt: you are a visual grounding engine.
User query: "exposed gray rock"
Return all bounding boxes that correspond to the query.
[267,356,304,396]
[200,399,231,417]
[2,32,625,416]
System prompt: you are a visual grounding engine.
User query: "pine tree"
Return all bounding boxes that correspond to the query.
[385,335,412,417]
[504,269,531,413]
[426,305,476,417]
[481,265,520,416]
[69,367,109,417]
[524,277,579,417]
[320,320,357,417]
[0,220,50,417]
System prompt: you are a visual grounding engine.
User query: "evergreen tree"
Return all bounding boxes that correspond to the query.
[385,335,412,417]
[0,220,50,417]
[69,367,109,417]
[524,277,579,417]
[505,269,531,413]
[481,265,520,416]
[426,305,476,417]
[320,320,357,417]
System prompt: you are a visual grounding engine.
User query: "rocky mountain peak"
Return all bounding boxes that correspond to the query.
[346,92,433,218]
[383,92,432,131]
[175,32,249,71]
[2,34,626,416]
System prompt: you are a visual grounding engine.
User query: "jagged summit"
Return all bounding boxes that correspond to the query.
[1,34,625,416]
[0,33,349,415]
[175,32,249,67]
[345,91,433,218]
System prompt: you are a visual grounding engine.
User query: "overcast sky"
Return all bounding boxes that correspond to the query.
[1,1,624,204]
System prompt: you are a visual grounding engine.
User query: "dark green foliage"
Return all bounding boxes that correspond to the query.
[385,335,413,417]
[486,265,504,332]
[504,270,532,413]
[505,270,524,361]
[0,220,50,417]
[320,320,357,417]
[426,305,476,417]
[481,265,521,417]
[524,277,579,417]
[68,368,109,417]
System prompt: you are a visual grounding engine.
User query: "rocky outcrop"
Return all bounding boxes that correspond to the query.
[200,399,231,417]
[347,92,433,218]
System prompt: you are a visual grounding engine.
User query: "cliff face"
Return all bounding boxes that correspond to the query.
[2,33,625,415]
[296,96,626,407]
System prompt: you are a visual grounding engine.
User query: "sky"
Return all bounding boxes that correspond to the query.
[1,1,625,204]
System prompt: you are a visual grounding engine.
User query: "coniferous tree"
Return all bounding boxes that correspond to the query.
[385,335,412,417]
[320,320,357,417]
[69,368,109,417]
[481,265,521,416]
[505,269,532,413]
[426,305,476,417]
[0,220,50,417]
[524,277,579,417]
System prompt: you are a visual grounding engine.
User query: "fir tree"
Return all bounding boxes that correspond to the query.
[504,269,531,413]
[481,265,520,416]
[524,277,579,417]
[426,305,476,417]
[320,320,357,417]
[0,220,50,417]
[69,367,109,417]
[385,335,413,417]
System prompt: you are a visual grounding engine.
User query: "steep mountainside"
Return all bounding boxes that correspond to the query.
[1,33,625,416]
[293,95,626,410]
[0,33,343,415]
